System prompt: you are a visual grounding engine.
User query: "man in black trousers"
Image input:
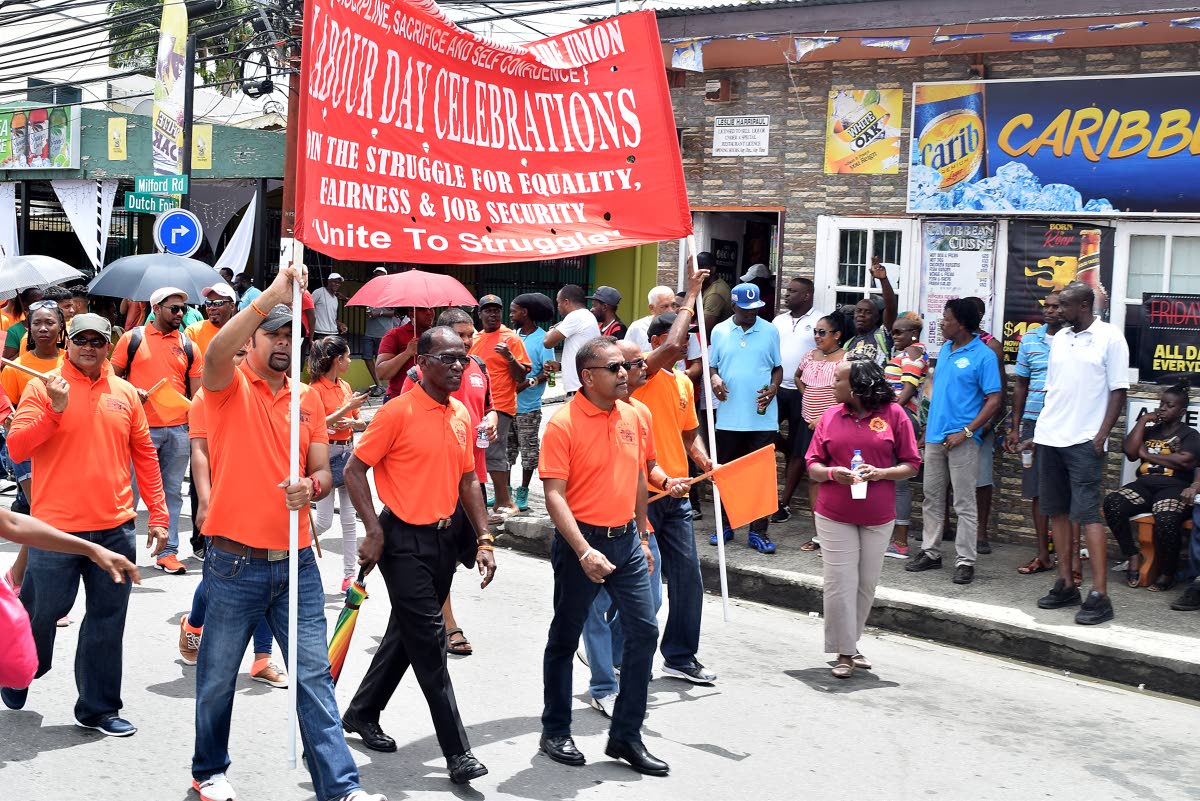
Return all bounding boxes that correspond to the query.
[341,326,498,785]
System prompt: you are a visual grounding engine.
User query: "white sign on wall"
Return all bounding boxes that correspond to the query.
[919,220,996,352]
[712,115,770,157]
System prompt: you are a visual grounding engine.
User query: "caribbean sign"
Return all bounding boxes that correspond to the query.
[1138,293,1200,386]
[295,1,691,263]
[908,73,1200,216]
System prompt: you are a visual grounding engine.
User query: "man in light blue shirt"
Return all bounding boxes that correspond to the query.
[508,294,555,512]
[909,298,1002,585]
[709,283,782,554]
[233,273,261,311]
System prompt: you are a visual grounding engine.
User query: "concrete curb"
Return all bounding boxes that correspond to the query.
[501,516,1200,701]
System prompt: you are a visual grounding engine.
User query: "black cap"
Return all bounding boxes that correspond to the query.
[646,312,696,339]
[259,304,294,332]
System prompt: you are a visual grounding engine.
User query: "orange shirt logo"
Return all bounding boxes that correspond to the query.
[105,396,131,413]
[618,423,637,443]
[869,417,888,433]
[452,420,468,445]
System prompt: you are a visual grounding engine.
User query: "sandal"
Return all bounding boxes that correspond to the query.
[851,653,872,670]
[800,539,820,552]
[446,628,473,656]
[1148,577,1175,593]
[1017,557,1054,575]
[1125,557,1141,588]
[831,661,854,679]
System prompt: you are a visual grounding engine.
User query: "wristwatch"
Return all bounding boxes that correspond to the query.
[962,425,973,438]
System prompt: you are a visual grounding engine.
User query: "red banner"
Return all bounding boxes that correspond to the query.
[295,1,692,263]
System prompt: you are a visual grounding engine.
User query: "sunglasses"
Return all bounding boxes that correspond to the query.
[28,300,59,311]
[813,328,830,337]
[70,335,107,348]
[160,304,187,314]
[205,299,231,308]
[583,361,634,374]
[426,353,470,366]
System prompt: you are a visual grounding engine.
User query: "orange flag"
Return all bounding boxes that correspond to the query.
[712,444,778,530]
[149,384,192,418]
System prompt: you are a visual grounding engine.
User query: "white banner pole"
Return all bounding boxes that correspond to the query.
[685,234,730,622]
[285,238,302,768]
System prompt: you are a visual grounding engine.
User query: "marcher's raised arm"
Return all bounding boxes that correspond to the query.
[204,265,305,392]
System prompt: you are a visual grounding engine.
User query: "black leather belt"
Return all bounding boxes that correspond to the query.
[577,521,632,539]
[210,535,307,562]
[401,517,453,530]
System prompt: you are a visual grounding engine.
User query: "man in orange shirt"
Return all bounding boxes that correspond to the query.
[2,312,168,734]
[342,326,496,785]
[185,285,237,356]
[538,336,665,777]
[191,267,385,801]
[468,294,530,521]
[111,286,204,574]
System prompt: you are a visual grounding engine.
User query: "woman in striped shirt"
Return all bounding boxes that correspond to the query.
[797,313,847,550]
[883,312,929,559]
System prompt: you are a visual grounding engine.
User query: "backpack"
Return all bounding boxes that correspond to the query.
[406,355,492,408]
[125,325,196,398]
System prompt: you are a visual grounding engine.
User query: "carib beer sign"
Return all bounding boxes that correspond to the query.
[908,73,1200,216]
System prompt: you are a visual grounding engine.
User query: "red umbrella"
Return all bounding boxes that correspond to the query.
[346,269,478,309]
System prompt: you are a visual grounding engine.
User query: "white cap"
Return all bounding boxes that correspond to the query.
[202,284,236,301]
[739,263,772,281]
[150,286,189,305]
[372,266,387,275]
[327,272,344,281]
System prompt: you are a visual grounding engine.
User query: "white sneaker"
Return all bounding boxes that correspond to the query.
[575,647,589,668]
[192,773,237,801]
[340,792,388,801]
[588,693,617,718]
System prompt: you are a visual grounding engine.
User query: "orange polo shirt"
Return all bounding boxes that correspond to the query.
[188,389,208,439]
[539,392,644,527]
[310,375,358,442]
[202,361,328,549]
[8,359,168,532]
[111,325,205,427]
[1,350,63,404]
[184,319,221,356]
[632,367,697,479]
[355,383,474,525]
[468,326,530,416]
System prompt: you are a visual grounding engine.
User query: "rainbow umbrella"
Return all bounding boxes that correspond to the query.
[328,569,369,685]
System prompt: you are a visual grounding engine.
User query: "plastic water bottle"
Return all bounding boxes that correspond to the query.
[850,449,867,500]
[547,370,556,388]
[475,423,490,449]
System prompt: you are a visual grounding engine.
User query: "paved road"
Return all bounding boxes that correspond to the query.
[2,539,1198,801]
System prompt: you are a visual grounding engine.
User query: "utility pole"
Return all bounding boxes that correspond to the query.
[180,33,196,210]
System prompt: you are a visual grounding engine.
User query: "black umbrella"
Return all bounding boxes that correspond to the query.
[87,254,232,301]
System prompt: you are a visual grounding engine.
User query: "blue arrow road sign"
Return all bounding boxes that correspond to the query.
[153,208,203,258]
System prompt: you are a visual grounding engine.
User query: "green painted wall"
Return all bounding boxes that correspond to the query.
[592,244,660,326]
[0,108,284,181]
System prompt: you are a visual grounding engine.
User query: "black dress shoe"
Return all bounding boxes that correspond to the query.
[540,734,585,766]
[447,751,488,784]
[605,737,669,776]
[953,565,974,585]
[342,714,397,752]
[905,553,942,572]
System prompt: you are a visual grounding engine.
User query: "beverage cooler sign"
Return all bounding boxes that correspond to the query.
[0,105,80,169]
[908,73,1200,216]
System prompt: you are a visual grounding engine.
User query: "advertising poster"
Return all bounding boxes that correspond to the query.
[108,117,127,161]
[908,74,1200,215]
[1002,220,1114,363]
[824,88,902,174]
[192,124,213,170]
[919,220,996,352]
[152,0,188,177]
[1137,293,1200,386]
[295,1,692,263]
[0,106,80,169]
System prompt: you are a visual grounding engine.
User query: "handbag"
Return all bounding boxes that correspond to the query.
[0,578,37,689]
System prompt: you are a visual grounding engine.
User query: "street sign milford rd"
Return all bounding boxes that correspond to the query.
[135,174,188,195]
[153,208,203,257]
[125,192,179,214]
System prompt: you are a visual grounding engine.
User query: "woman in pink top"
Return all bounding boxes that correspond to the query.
[794,314,846,550]
[806,356,920,679]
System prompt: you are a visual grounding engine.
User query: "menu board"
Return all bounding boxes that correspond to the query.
[919,220,996,352]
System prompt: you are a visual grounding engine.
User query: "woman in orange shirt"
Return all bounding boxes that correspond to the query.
[309,336,367,591]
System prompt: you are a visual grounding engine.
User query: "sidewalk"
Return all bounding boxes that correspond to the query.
[497,442,1200,700]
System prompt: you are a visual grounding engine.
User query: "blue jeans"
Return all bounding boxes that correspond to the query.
[647,494,705,669]
[132,424,190,556]
[193,546,360,800]
[18,521,136,723]
[582,534,661,699]
[542,523,659,743]
[189,579,273,654]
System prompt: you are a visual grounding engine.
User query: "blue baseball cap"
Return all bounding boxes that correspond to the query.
[731,282,765,310]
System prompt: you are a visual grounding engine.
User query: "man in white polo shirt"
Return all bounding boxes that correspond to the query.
[543,284,600,395]
[771,276,818,522]
[1033,281,1128,625]
[311,272,346,340]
